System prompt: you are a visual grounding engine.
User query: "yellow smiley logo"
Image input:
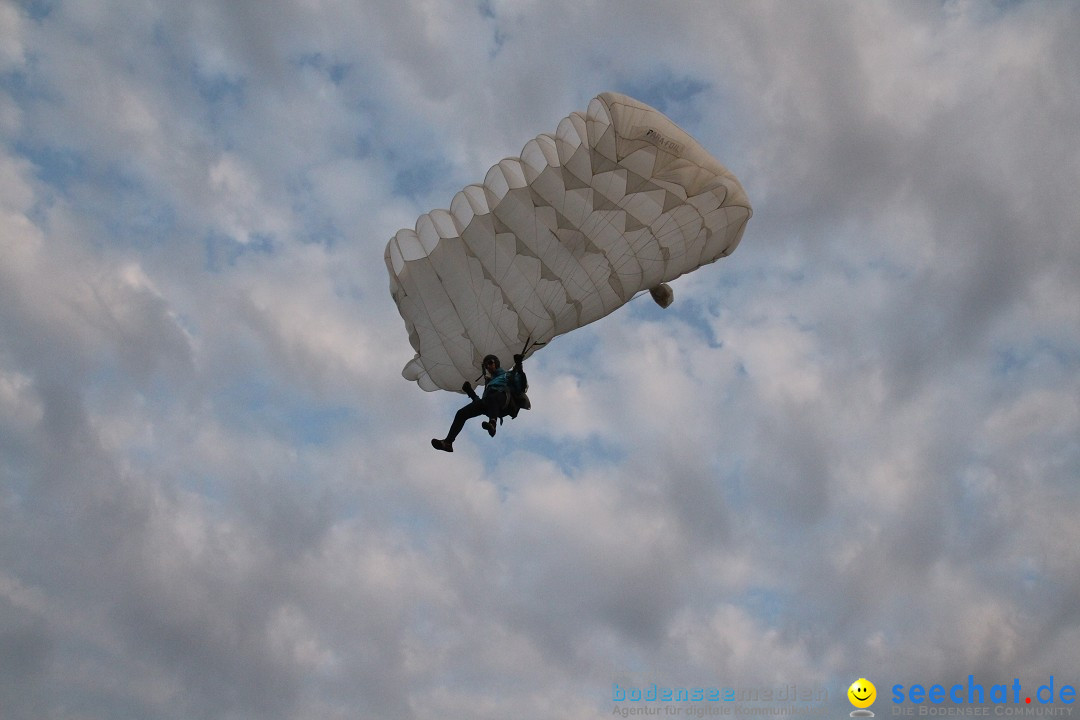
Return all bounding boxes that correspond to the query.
[848,678,876,708]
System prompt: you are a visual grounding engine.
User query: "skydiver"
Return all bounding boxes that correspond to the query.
[431,353,528,452]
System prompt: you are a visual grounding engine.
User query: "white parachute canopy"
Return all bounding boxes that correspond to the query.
[385,92,752,393]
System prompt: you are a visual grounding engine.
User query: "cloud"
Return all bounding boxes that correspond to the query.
[1,1,1078,718]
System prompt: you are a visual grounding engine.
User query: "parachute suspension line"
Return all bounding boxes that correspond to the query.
[574,169,635,323]
[521,335,546,357]
[608,205,655,306]
[525,185,560,345]
[494,177,552,363]
[412,252,472,383]
[545,129,595,341]
[471,186,524,376]
[460,226,502,381]
[475,246,502,376]
[466,255,487,376]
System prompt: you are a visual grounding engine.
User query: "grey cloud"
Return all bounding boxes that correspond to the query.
[1,1,1079,719]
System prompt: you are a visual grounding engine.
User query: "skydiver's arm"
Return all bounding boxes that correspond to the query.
[511,355,527,391]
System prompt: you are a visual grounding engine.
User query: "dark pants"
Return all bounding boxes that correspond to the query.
[446,390,507,441]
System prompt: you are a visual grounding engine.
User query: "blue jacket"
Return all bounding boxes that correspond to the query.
[484,367,525,395]
[484,368,510,393]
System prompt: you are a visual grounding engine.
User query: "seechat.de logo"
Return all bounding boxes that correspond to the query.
[849,678,877,717]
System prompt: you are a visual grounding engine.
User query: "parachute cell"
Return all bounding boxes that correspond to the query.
[385,92,752,393]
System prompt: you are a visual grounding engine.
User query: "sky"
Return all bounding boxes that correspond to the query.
[1,1,1079,719]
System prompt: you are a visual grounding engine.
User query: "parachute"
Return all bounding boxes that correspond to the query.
[385,92,751,393]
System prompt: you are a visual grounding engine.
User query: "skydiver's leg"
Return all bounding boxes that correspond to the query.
[482,392,506,418]
[479,391,507,437]
[445,399,486,442]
